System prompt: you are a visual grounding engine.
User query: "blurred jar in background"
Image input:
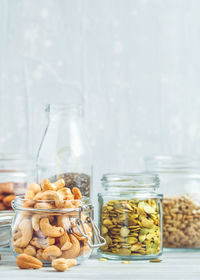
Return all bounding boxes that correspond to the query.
[0,154,35,211]
[145,155,200,249]
[37,104,92,199]
[0,154,34,248]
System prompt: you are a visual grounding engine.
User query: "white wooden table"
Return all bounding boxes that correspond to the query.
[0,250,200,280]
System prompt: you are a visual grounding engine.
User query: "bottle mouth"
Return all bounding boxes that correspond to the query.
[101,173,159,189]
[45,103,83,114]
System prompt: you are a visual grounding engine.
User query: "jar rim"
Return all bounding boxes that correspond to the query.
[12,195,90,213]
[101,173,159,189]
[45,103,83,113]
[145,155,200,171]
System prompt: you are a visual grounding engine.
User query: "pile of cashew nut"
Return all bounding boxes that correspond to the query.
[12,179,92,264]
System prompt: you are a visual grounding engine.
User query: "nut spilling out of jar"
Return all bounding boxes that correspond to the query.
[0,182,26,210]
[100,199,161,256]
[163,195,200,248]
[49,173,90,198]
[12,179,92,263]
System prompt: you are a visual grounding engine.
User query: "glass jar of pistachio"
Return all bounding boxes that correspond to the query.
[98,174,163,260]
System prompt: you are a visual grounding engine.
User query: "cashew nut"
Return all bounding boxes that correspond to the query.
[61,242,72,251]
[16,253,42,269]
[24,245,36,257]
[72,223,92,240]
[13,229,22,241]
[34,202,54,209]
[72,187,82,200]
[59,232,72,250]
[3,194,15,207]
[53,179,65,191]
[42,245,62,260]
[14,247,24,254]
[27,183,41,194]
[13,218,33,248]
[32,214,54,231]
[34,230,45,238]
[32,192,43,200]
[41,179,56,191]
[52,258,77,272]
[40,217,64,237]
[57,188,73,200]
[32,214,41,231]
[72,200,82,208]
[36,249,44,260]
[57,215,71,231]
[61,234,80,259]
[30,237,55,249]
[0,182,14,194]
[40,190,60,200]
[57,200,74,209]
[25,190,35,200]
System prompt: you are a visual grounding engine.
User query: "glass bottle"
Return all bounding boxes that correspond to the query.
[98,173,163,260]
[36,104,92,198]
[145,155,200,249]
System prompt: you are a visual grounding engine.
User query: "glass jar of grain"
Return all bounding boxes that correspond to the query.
[145,155,200,249]
[98,173,163,260]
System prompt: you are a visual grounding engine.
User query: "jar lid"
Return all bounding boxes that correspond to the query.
[101,173,159,189]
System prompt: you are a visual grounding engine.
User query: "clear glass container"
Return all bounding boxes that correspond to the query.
[0,212,15,247]
[98,173,163,260]
[0,154,34,248]
[0,154,34,211]
[36,104,92,199]
[145,155,200,249]
[11,196,105,265]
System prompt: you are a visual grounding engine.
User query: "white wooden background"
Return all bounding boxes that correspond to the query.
[1,0,200,200]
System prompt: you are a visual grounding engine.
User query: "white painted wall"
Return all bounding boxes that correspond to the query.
[1,0,200,200]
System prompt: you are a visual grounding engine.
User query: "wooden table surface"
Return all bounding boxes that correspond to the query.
[0,249,200,280]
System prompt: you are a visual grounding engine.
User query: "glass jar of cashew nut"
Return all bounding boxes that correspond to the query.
[145,155,200,250]
[11,179,105,265]
[98,173,163,260]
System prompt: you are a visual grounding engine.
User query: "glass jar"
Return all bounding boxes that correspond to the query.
[0,154,34,211]
[0,212,15,247]
[36,104,92,199]
[98,173,163,260]
[145,155,200,249]
[11,196,105,265]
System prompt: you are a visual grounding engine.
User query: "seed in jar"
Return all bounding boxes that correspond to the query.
[101,225,108,235]
[100,198,161,256]
[120,227,130,237]
[49,172,90,197]
[149,259,162,263]
[127,237,137,244]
